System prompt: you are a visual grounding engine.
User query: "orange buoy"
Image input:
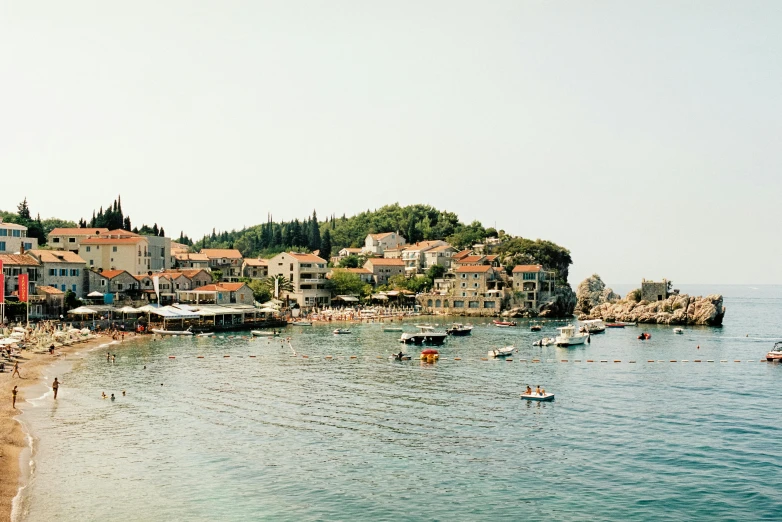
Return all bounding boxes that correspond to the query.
[197,356,204,359]
[168,356,175,359]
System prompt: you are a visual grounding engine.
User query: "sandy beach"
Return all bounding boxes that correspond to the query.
[0,334,116,522]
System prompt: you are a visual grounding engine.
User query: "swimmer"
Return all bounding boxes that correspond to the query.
[110,393,115,401]
[102,392,107,399]
[122,390,126,396]
[52,378,60,399]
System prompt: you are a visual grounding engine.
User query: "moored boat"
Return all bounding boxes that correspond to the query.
[638,332,651,340]
[580,319,606,334]
[530,323,542,332]
[766,342,782,361]
[493,320,517,327]
[533,337,555,347]
[488,345,515,358]
[446,323,473,336]
[383,326,404,332]
[673,327,684,334]
[400,326,447,345]
[251,330,280,337]
[555,325,589,346]
[389,351,411,361]
[151,327,193,336]
[333,328,352,335]
[291,321,312,326]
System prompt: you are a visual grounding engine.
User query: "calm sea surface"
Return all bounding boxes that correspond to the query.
[18,285,782,521]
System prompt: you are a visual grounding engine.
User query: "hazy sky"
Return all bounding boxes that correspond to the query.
[1,1,780,285]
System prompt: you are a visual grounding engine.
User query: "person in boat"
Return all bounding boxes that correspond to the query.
[525,385,532,395]
[540,387,545,396]
[535,385,541,395]
[397,351,404,360]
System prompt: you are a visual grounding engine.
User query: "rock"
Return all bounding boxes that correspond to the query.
[575,274,619,314]
[539,284,576,318]
[586,293,725,326]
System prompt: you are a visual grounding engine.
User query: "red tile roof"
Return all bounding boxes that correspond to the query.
[512,264,543,273]
[243,259,268,267]
[365,258,404,266]
[454,265,493,273]
[28,250,86,264]
[97,270,130,279]
[175,253,209,261]
[289,252,327,263]
[369,232,396,240]
[338,268,372,274]
[200,249,243,259]
[49,228,109,236]
[190,283,247,292]
[0,254,40,266]
[36,285,64,295]
[454,249,472,260]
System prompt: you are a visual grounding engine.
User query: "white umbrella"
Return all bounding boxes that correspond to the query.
[87,291,104,297]
[68,306,98,315]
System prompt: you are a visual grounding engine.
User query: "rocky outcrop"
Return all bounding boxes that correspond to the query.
[575,274,620,314]
[538,284,576,318]
[580,293,725,326]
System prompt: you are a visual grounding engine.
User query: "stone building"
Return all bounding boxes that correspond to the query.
[641,279,671,302]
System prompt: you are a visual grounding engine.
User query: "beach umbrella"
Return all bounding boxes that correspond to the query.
[68,306,98,315]
[421,349,439,355]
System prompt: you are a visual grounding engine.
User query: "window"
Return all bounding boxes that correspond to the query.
[523,272,536,281]
[61,284,66,291]
[100,279,106,286]
[86,246,91,252]
[0,241,4,251]
[60,269,68,276]
[89,260,94,266]
[112,246,118,252]
[0,229,6,236]
[12,230,21,237]
[484,301,495,308]
[453,300,464,308]
[68,237,75,243]
[23,243,32,250]
[72,284,77,292]
[118,283,124,290]
[49,269,57,276]
[52,237,60,243]
[474,274,478,278]
[469,301,479,308]
[70,269,79,276]
[474,283,479,288]
[461,274,466,279]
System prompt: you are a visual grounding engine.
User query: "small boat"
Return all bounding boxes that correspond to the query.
[389,352,411,361]
[400,326,447,345]
[493,320,517,327]
[533,337,555,347]
[383,326,404,332]
[520,392,555,401]
[333,329,352,335]
[446,323,473,336]
[766,342,782,361]
[580,319,606,334]
[673,327,684,334]
[290,321,312,326]
[420,348,440,362]
[638,332,651,340]
[151,328,193,336]
[555,325,589,346]
[606,323,625,328]
[488,346,515,358]
[197,332,215,337]
[530,323,542,332]
[251,330,280,337]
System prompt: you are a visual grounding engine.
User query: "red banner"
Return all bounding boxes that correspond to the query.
[18,273,29,303]
[0,259,4,304]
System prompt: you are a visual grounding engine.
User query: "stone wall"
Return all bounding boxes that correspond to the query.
[641,280,668,302]
[417,295,504,316]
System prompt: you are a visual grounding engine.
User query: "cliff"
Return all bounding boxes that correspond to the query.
[580,293,726,326]
[575,274,620,314]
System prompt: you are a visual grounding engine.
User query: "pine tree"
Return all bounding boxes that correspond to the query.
[123,216,132,231]
[309,210,321,251]
[159,227,165,237]
[152,223,159,236]
[320,229,332,260]
[17,198,31,221]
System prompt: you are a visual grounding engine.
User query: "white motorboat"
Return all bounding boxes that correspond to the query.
[151,328,193,336]
[533,337,555,347]
[766,342,782,361]
[383,326,404,332]
[197,332,215,337]
[673,327,684,334]
[555,325,589,346]
[488,346,516,358]
[251,330,280,337]
[520,392,555,401]
[446,323,473,336]
[291,321,312,326]
[333,328,352,335]
[400,326,447,345]
[580,319,606,334]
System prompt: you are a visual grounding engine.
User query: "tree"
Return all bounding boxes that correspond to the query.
[426,265,446,280]
[320,229,332,260]
[17,198,31,220]
[308,211,321,251]
[64,290,80,311]
[328,271,369,298]
[263,275,294,306]
[211,269,223,283]
[247,279,272,303]
[338,255,360,268]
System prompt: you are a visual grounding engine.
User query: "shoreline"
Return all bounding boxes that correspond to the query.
[0,333,136,522]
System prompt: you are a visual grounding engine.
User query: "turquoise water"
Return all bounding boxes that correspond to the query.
[18,287,782,521]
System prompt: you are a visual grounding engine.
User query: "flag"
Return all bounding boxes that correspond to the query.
[274,277,279,299]
[0,259,4,304]
[152,276,160,304]
[18,273,29,303]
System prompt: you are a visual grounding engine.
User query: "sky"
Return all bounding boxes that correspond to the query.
[1,1,780,285]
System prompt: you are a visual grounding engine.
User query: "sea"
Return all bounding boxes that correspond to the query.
[14,284,782,521]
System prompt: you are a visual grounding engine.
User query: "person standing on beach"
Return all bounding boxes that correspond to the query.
[52,378,60,399]
[12,361,20,378]
[12,385,18,408]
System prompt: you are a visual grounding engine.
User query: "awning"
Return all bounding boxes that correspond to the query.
[148,306,200,319]
[371,294,388,300]
[117,306,140,313]
[68,306,98,315]
[87,291,104,297]
[335,295,360,302]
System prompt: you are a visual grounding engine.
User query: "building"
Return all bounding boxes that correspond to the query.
[87,269,140,301]
[362,232,406,256]
[641,279,672,302]
[453,254,499,269]
[145,235,172,271]
[47,227,109,253]
[174,252,210,269]
[34,286,66,319]
[79,234,150,275]
[242,259,269,280]
[27,250,87,298]
[176,282,254,306]
[0,219,38,253]
[0,253,41,298]
[363,258,405,285]
[267,252,330,308]
[511,265,553,310]
[423,244,457,271]
[453,265,503,298]
[400,240,451,275]
[200,249,243,282]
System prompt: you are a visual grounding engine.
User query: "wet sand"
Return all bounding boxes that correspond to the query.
[0,334,114,522]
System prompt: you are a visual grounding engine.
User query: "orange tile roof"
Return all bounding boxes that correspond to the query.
[81,237,145,245]
[243,259,268,267]
[190,283,247,292]
[454,249,472,260]
[428,245,454,253]
[365,258,404,266]
[36,285,65,295]
[512,264,543,273]
[175,253,209,261]
[97,270,130,279]
[455,255,485,264]
[454,265,493,273]
[0,254,40,266]
[200,249,243,259]
[339,247,362,254]
[337,268,373,274]
[369,232,396,240]
[49,228,109,236]
[107,229,139,236]
[28,249,85,264]
[178,269,211,279]
[289,252,327,263]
